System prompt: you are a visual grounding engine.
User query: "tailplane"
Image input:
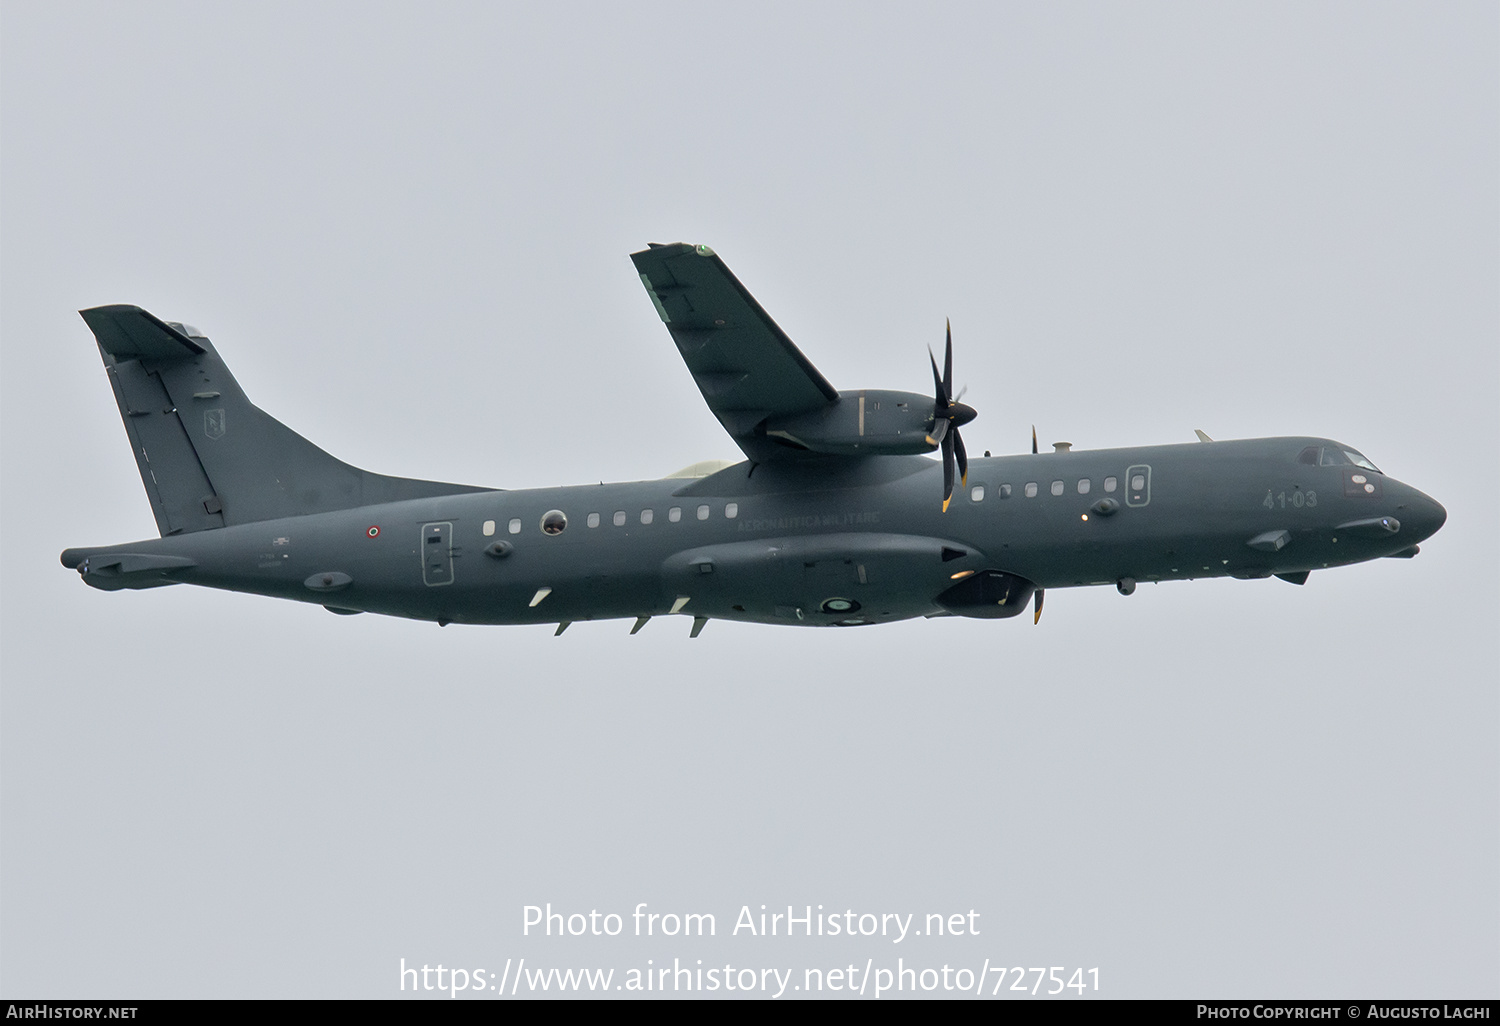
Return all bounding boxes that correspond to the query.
[80,305,490,536]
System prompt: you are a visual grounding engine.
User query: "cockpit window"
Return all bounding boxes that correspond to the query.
[1307,444,1381,473]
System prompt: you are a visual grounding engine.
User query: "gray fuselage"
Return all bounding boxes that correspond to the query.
[62,436,1448,629]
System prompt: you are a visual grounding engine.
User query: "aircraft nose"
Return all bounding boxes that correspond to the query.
[1400,486,1447,543]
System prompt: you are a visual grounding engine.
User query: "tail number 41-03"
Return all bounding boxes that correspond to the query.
[1263,489,1317,509]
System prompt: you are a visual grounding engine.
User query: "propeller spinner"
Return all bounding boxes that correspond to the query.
[928,320,978,512]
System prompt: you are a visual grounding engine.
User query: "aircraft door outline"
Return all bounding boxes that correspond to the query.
[422,521,453,586]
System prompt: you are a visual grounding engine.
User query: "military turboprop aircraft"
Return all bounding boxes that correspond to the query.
[61,242,1446,635]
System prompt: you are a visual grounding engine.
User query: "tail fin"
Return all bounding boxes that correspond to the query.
[80,305,490,536]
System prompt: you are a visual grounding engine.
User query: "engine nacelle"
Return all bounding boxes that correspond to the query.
[761,390,937,456]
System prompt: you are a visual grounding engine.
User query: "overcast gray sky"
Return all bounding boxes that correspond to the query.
[3,1,1496,999]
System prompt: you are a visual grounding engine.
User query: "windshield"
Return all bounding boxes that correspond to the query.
[1301,444,1381,473]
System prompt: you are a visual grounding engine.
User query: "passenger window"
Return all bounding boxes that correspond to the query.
[482,520,496,536]
[725,502,739,519]
[540,510,567,535]
[970,485,985,502]
[640,509,653,525]
[668,506,681,522]
[587,512,600,528]
[998,483,1012,499]
[612,510,626,527]
[1024,482,1038,498]
[1131,474,1146,491]
[1077,479,1090,494]
[1104,476,1117,493]
[697,504,710,520]
[1050,480,1064,496]
[508,518,522,535]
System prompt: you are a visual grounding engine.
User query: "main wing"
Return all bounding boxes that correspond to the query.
[631,243,839,462]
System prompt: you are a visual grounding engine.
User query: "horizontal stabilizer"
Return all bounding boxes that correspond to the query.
[79,305,205,362]
[61,549,196,591]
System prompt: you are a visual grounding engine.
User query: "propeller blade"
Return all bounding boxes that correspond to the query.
[1031,425,1039,455]
[1032,587,1045,624]
[954,427,968,487]
[924,418,948,447]
[941,432,955,512]
[943,319,954,399]
[929,347,949,406]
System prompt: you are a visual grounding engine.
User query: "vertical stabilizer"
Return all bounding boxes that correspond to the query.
[80,305,490,536]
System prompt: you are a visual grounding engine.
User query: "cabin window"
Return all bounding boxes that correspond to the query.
[640,509,653,525]
[1131,474,1146,491]
[970,484,985,502]
[998,483,1012,499]
[1024,482,1038,498]
[508,518,522,534]
[587,512,600,528]
[668,506,682,522]
[1077,479,1090,494]
[1050,480,1064,496]
[725,502,739,519]
[540,510,567,535]
[1104,476,1117,493]
[482,520,495,536]
[612,510,626,526]
[697,504,710,520]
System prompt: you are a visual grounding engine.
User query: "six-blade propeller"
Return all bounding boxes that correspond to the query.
[928,320,978,512]
[928,328,1045,624]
